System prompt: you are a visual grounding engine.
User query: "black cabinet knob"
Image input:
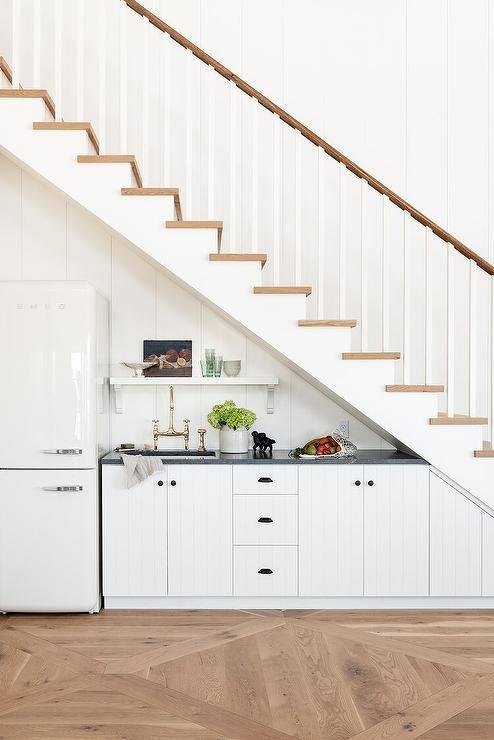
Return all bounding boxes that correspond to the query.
[157,480,164,487]
[170,480,177,487]
[355,480,361,486]
[368,480,374,486]
[258,516,273,523]
[258,477,273,483]
[258,568,273,575]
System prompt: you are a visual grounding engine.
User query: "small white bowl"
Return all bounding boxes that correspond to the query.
[121,361,157,377]
[223,360,241,377]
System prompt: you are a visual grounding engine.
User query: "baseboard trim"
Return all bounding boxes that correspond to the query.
[104,596,494,610]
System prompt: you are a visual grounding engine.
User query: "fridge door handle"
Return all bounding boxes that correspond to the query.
[41,486,84,492]
[43,448,83,455]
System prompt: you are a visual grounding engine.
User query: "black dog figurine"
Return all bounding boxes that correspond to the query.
[252,430,276,456]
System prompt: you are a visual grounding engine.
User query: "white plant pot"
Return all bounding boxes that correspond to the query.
[219,427,250,454]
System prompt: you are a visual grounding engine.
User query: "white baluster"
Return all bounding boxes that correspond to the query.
[186,49,194,219]
[54,0,62,119]
[207,65,215,219]
[446,243,455,417]
[469,259,477,418]
[382,194,390,351]
[33,0,41,88]
[295,129,302,284]
[228,80,238,252]
[360,179,368,351]
[339,162,347,319]
[11,0,19,88]
[317,147,325,319]
[425,227,433,384]
[273,114,281,284]
[98,0,107,153]
[250,96,259,252]
[119,0,127,152]
[403,211,412,384]
[76,0,84,120]
[162,31,171,185]
[142,15,149,186]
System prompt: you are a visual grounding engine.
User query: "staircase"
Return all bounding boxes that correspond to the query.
[0,0,493,507]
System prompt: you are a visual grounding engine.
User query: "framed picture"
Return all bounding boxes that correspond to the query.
[143,340,192,377]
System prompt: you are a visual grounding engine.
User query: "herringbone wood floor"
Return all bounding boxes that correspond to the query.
[2,610,494,738]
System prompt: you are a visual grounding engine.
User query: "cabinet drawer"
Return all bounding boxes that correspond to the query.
[234,495,298,545]
[233,466,298,495]
[234,546,298,596]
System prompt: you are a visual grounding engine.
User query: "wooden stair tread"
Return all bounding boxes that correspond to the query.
[77,155,142,188]
[210,253,267,266]
[386,385,445,393]
[166,220,223,228]
[298,319,357,327]
[122,187,182,220]
[33,121,99,154]
[430,416,488,426]
[342,352,400,360]
[254,286,312,296]
[0,88,55,118]
[474,449,494,457]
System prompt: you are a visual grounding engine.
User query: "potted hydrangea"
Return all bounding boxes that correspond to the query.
[207,400,257,453]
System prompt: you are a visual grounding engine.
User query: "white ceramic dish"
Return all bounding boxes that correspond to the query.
[121,361,157,377]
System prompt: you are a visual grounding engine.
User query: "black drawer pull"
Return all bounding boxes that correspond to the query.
[355,480,361,486]
[157,480,164,487]
[170,480,177,487]
[258,516,273,523]
[258,568,273,575]
[367,480,374,486]
[258,477,273,483]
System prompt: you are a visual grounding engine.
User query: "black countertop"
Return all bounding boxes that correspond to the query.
[101,449,428,465]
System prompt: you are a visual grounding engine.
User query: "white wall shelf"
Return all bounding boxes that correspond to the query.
[110,377,279,414]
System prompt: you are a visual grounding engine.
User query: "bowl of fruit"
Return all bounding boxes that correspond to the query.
[294,435,342,457]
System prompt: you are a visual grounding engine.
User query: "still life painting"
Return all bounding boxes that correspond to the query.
[143,340,192,377]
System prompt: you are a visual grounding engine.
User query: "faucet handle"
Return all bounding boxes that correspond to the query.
[197,428,207,453]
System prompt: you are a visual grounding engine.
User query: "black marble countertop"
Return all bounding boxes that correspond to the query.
[101,449,428,465]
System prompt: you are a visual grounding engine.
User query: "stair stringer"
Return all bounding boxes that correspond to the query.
[0,97,490,507]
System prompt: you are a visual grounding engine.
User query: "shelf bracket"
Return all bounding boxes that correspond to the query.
[266,384,275,414]
[114,385,124,414]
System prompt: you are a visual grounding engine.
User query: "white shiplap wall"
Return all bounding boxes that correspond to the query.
[140,0,493,263]
[0,153,392,451]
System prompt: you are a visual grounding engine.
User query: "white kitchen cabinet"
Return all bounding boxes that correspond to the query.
[167,465,232,596]
[482,512,494,596]
[430,473,482,596]
[234,494,298,545]
[364,465,429,596]
[233,465,298,495]
[299,466,364,596]
[234,546,298,596]
[102,465,167,597]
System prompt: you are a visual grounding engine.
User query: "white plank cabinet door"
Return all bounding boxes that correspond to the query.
[299,465,364,596]
[482,513,494,596]
[102,465,167,597]
[364,465,429,596]
[168,465,232,596]
[430,473,482,596]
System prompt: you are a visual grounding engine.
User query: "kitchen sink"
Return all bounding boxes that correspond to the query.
[118,449,216,458]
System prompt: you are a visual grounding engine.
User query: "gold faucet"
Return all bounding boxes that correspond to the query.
[152,386,190,451]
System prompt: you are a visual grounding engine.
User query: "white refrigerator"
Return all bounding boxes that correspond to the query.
[0,281,109,612]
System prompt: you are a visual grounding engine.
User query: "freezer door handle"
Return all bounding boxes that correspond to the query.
[43,448,83,455]
[41,486,84,492]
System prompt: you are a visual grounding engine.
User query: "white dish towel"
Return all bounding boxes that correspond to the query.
[121,454,165,488]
